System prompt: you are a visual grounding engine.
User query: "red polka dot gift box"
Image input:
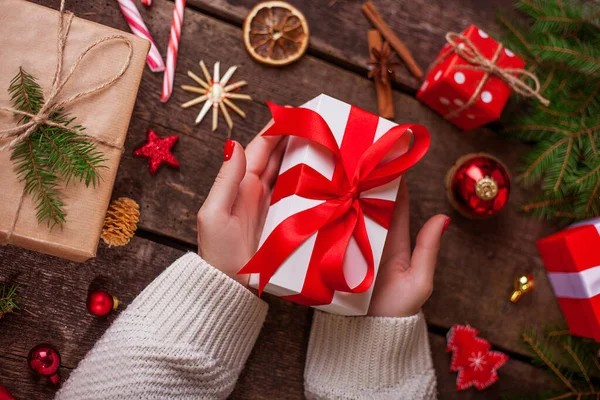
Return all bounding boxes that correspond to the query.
[416,25,525,131]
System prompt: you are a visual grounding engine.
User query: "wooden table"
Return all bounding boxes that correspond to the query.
[0,0,567,398]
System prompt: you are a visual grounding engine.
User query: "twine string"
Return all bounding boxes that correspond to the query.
[0,0,133,242]
[430,32,549,121]
[0,0,133,150]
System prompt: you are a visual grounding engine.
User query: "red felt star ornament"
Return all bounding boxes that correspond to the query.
[133,130,180,175]
[447,325,508,391]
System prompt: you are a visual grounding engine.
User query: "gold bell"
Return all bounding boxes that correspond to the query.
[510,274,535,303]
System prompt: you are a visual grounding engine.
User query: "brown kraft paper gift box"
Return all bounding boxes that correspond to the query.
[0,0,150,261]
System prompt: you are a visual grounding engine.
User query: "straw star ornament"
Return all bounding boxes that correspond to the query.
[181,61,252,132]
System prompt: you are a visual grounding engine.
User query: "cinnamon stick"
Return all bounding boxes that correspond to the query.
[368,29,394,119]
[362,1,423,79]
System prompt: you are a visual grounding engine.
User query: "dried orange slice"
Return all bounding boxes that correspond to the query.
[243,1,310,67]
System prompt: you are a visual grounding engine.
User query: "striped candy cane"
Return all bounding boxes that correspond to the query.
[161,0,186,103]
[116,0,164,72]
[141,0,152,5]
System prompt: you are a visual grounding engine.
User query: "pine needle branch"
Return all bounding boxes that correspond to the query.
[523,332,576,392]
[499,0,600,222]
[0,284,20,318]
[7,67,106,228]
[513,327,600,399]
[563,344,595,392]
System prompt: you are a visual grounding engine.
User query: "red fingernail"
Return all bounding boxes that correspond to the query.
[442,217,451,234]
[224,139,235,161]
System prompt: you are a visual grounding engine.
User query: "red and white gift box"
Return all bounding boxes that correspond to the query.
[416,25,525,131]
[537,218,600,341]
[240,94,430,315]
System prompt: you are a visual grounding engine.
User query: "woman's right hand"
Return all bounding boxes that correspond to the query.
[196,124,287,287]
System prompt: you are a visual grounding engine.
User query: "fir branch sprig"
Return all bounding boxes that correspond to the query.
[7,68,106,228]
[499,0,600,222]
[0,284,20,319]
[511,327,600,400]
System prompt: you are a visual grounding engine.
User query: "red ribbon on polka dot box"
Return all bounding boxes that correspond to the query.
[416,25,524,131]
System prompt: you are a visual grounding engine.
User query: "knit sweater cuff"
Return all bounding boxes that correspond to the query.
[133,252,268,369]
[305,311,435,397]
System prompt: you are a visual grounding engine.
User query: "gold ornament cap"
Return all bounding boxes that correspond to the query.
[510,274,535,303]
[475,176,498,200]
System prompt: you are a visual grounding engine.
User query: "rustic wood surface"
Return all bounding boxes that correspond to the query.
[0,0,569,398]
[0,241,561,400]
[185,0,522,92]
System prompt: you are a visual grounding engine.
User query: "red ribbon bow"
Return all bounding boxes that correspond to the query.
[239,102,431,306]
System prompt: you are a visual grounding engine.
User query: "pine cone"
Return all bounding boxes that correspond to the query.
[101,197,140,247]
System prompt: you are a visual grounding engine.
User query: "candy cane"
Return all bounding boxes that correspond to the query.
[116,0,164,72]
[141,0,152,5]
[161,0,186,103]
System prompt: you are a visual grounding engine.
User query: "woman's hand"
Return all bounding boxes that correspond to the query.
[368,179,449,318]
[197,125,286,287]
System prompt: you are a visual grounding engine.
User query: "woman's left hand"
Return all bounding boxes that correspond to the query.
[368,178,449,317]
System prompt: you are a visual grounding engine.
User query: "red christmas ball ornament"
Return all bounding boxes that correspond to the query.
[28,343,61,384]
[0,383,15,400]
[87,290,119,317]
[446,153,510,218]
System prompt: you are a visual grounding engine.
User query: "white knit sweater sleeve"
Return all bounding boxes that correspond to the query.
[304,311,437,400]
[55,252,268,400]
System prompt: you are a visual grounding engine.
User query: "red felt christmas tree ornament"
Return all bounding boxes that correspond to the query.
[87,290,119,317]
[447,325,508,390]
[446,153,510,218]
[28,343,61,385]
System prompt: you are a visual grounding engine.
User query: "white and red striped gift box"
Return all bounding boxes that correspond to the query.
[249,94,411,316]
[537,218,600,342]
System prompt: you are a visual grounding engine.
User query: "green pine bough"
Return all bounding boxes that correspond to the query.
[503,327,600,399]
[7,68,106,229]
[498,0,600,221]
[0,284,20,319]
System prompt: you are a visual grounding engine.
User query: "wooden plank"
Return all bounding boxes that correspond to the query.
[0,239,311,399]
[20,0,566,356]
[0,333,561,400]
[185,0,519,92]
[0,237,184,368]
[231,303,311,400]
[0,295,559,400]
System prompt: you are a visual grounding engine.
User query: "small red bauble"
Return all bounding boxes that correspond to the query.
[446,153,510,218]
[87,290,119,317]
[28,343,61,384]
[0,383,15,400]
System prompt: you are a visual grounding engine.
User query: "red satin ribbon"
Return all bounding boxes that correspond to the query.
[239,102,431,306]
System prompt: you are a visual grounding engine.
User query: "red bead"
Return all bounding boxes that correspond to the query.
[28,343,61,384]
[87,290,117,317]
[446,153,510,218]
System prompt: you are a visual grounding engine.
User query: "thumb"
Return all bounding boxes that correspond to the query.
[410,214,450,294]
[203,139,247,214]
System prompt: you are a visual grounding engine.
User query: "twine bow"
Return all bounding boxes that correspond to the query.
[0,0,133,150]
[438,32,549,120]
